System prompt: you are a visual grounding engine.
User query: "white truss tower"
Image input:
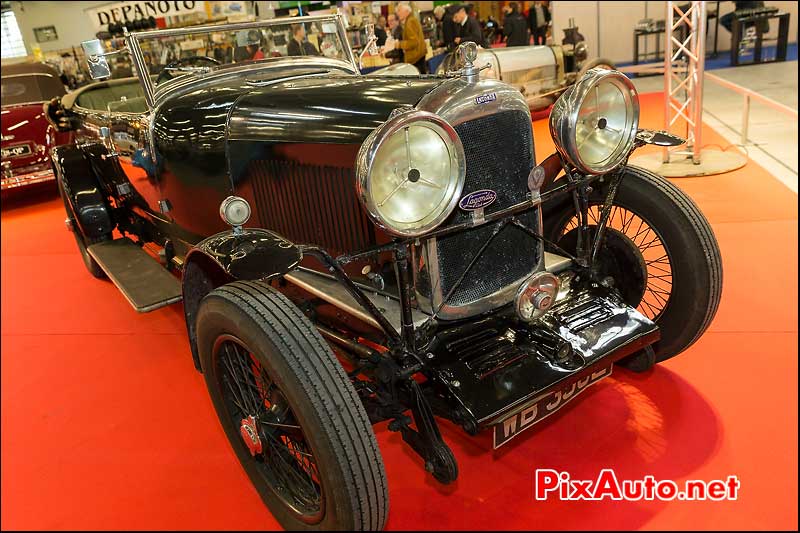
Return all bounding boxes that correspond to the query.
[663,1,707,164]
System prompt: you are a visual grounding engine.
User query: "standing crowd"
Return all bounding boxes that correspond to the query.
[376,2,552,73]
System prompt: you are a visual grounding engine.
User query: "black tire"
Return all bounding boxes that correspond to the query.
[543,165,722,362]
[196,281,389,531]
[578,57,617,79]
[58,179,109,279]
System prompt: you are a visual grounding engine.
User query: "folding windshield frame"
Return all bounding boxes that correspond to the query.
[124,13,357,109]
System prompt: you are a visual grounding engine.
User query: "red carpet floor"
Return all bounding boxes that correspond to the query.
[2,93,797,530]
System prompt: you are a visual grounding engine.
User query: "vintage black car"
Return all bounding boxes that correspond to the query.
[48,14,721,531]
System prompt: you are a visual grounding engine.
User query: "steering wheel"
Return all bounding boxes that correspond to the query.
[156,56,220,85]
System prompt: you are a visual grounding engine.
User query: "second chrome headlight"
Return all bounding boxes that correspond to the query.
[550,67,639,175]
[356,110,466,237]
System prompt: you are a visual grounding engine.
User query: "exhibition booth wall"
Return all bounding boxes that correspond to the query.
[9,1,799,64]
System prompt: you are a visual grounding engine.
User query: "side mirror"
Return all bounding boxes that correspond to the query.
[81,39,112,79]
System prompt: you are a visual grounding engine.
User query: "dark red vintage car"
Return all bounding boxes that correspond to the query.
[1,62,71,191]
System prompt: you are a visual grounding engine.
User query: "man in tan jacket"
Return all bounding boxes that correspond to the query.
[394,3,428,73]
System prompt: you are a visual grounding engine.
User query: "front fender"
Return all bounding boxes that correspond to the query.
[51,144,113,239]
[182,228,302,372]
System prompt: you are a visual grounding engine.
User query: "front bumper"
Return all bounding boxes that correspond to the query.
[1,168,55,191]
[427,287,659,436]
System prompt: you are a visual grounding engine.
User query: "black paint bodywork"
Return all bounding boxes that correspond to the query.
[51,144,113,239]
[425,288,659,430]
[182,228,302,371]
[57,59,662,483]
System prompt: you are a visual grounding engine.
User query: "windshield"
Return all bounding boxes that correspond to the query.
[1,73,66,106]
[128,16,353,89]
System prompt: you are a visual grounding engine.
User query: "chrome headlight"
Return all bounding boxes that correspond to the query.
[356,110,466,237]
[550,68,639,175]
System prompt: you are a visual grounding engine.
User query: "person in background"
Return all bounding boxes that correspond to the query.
[246,29,265,59]
[528,0,551,45]
[394,3,428,73]
[383,13,404,64]
[433,5,446,47]
[234,29,265,61]
[384,12,404,64]
[483,14,501,45]
[453,4,485,47]
[445,4,461,50]
[287,24,320,56]
[433,5,457,50]
[502,2,530,47]
[375,15,388,47]
[246,43,265,60]
[720,1,769,34]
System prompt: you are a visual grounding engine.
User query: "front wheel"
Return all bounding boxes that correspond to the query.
[543,166,722,362]
[196,281,389,530]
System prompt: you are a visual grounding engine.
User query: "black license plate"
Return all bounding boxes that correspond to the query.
[1,144,32,159]
[493,364,613,448]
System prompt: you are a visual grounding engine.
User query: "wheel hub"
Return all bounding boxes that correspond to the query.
[560,226,648,306]
[239,415,263,456]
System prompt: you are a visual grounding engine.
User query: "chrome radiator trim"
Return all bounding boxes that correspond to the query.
[414,80,542,319]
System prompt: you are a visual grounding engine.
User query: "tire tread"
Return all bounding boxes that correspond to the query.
[625,166,723,357]
[208,281,388,530]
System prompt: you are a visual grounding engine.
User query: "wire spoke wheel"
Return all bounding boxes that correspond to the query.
[543,166,721,363]
[214,334,324,522]
[558,204,673,321]
[198,281,388,529]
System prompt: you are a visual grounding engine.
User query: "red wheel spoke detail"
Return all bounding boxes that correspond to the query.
[223,345,258,413]
[620,209,636,233]
[646,253,670,264]
[647,263,672,276]
[217,337,323,515]
[632,226,653,247]
[649,284,672,296]
[639,299,659,319]
[647,287,670,305]
[631,217,647,241]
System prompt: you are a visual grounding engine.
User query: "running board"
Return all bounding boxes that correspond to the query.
[87,238,182,312]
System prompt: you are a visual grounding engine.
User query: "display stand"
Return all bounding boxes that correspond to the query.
[632,1,746,177]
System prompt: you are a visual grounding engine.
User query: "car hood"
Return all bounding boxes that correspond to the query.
[227,75,446,144]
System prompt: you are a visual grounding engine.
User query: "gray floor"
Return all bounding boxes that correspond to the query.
[631,61,798,192]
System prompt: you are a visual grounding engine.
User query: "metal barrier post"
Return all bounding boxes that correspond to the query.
[663,1,705,164]
[634,1,747,177]
[663,9,673,163]
[741,94,750,145]
[691,4,707,163]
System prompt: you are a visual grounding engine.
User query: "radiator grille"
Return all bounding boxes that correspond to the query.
[248,160,374,256]
[454,110,534,220]
[433,110,540,310]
